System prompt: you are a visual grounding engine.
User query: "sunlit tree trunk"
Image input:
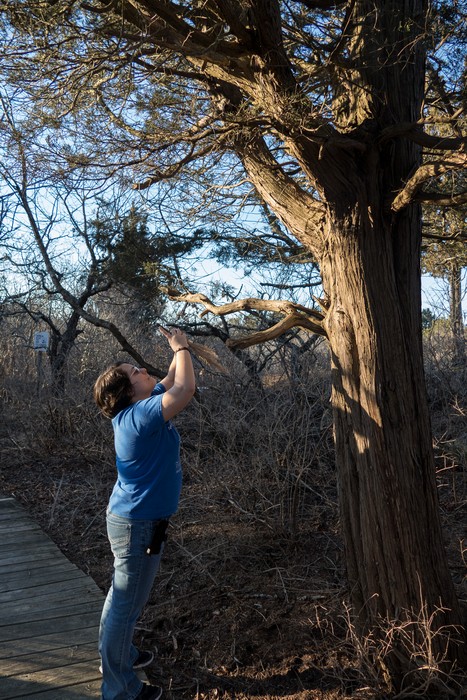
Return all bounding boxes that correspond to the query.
[320,197,464,684]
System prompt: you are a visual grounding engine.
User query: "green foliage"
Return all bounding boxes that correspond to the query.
[422,307,436,330]
[91,206,165,298]
[90,204,209,305]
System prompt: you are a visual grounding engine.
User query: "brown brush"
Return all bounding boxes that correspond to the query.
[160,326,228,374]
[186,340,228,374]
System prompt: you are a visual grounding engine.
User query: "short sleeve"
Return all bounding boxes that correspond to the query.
[152,383,166,396]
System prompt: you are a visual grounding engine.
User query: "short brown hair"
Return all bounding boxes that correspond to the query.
[93,363,134,419]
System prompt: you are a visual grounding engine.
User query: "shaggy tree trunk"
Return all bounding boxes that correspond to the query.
[320,193,464,684]
[314,2,466,681]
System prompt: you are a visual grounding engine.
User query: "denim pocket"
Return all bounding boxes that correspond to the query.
[107,517,131,557]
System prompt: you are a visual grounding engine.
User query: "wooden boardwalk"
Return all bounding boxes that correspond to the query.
[0,496,104,699]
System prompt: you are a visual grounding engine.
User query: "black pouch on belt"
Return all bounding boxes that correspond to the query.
[146,519,169,555]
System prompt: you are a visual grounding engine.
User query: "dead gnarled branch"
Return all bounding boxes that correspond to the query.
[226,311,326,350]
[163,287,327,350]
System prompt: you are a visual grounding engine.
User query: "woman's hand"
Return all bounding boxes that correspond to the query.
[159,326,189,353]
[159,326,195,421]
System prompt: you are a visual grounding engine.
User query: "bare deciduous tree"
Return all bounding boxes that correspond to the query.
[0,99,169,385]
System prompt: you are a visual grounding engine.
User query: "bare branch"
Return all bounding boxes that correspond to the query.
[132,140,218,190]
[422,230,467,241]
[426,63,464,138]
[163,286,327,348]
[298,0,348,8]
[328,0,356,63]
[260,280,322,290]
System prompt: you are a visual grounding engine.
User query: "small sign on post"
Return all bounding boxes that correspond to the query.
[34,331,49,352]
[34,332,49,394]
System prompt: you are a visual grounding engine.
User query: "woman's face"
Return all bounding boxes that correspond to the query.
[120,364,157,402]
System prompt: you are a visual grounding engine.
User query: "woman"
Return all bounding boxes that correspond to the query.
[93,327,195,700]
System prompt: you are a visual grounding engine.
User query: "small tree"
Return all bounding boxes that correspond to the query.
[421,307,436,331]
[0,98,171,386]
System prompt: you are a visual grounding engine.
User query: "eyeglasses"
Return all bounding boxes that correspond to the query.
[129,366,144,384]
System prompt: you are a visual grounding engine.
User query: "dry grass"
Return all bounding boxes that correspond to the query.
[0,324,465,699]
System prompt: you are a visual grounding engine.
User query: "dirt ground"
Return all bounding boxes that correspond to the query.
[0,443,381,700]
[0,386,465,700]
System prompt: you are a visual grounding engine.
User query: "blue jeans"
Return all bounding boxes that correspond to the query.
[99,512,165,700]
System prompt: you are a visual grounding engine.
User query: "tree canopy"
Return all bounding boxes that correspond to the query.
[2,1,465,232]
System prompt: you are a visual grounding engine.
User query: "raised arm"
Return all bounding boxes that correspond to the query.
[159,353,177,391]
[159,326,196,421]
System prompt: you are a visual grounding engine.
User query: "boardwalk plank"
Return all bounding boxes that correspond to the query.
[1,562,85,587]
[0,568,92,594]
[0,506,29,520]
[0,576,102,604]
[0,539,62,554]
[0,553,74,574]
[0,503,21,510]
[0,520,42,532]
[4,679,103,699]
[0,625,100,659]
[0,511,31,523]
[0,530,58,547]
[0,641,98,677]
[1,559,80,577]
[1,600,103,627]
[0,658,102,698]
[2,590,103,621]
[0,610,102,642]
[0,541,65,556]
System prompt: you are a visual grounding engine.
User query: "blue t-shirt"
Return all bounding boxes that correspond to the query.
[108,384,182,520]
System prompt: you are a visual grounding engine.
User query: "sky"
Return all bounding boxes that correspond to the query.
[422,273,467,320]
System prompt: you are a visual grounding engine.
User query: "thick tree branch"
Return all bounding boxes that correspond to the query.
[226,312,326,349]
[163,286,327,348]
[85,0,335,135]
[235,132,325,254]
[391,151,467,212]
[416,191,467,207]
[379,123,466,151]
